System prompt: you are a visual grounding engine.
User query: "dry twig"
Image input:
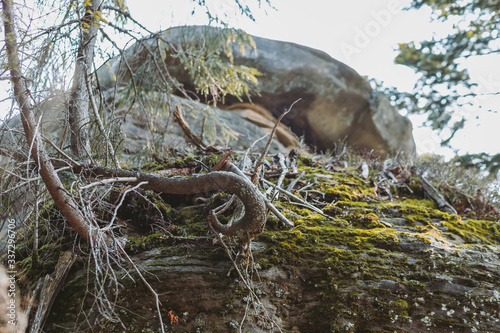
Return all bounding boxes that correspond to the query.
[84,71,120,168]
[173,106,207,151]
[260,177,334,219]
[251,99,301,184]
[115,242,166,333]
[207,221,283,333]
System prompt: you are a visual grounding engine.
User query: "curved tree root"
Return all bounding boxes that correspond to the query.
[78,163,267,240]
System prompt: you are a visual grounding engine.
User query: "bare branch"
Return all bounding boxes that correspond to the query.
[259,177,334,220]
[173,106,207,151]
[251,98,301,184]
[41,134,81,167]
[115,242,166,333]
[79,177,138,190]
[84,71,120,167]
[102,5,153,35]
[103,181,148,231]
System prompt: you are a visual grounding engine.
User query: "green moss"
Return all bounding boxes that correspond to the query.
[253,163,499,331]
[391,299,409,314]
[152,198,172,216]
[127,232,164,252]
[442,218,500,244]
[297,155,314,167]
[141,153,224,172]
[20,151,499,332]
[170,206,209,236]
[297,166,375,202]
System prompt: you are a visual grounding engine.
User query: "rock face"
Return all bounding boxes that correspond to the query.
[97,26,416,155]
[101,91,292,156]
[0,90,292,165]
[39,162,499,332]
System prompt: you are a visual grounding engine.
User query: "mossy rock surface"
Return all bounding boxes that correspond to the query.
[31,165,500,332]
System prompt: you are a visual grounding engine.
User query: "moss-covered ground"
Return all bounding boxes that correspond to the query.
[13,153,500,332]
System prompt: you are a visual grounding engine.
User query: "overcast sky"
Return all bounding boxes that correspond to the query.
[2,0,499,158]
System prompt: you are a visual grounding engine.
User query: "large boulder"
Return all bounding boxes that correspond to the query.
[97,26,416,156]
[100,90,293,157]
[0,90,293,167]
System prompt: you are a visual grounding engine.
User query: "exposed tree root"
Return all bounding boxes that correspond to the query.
[74,162,267,240]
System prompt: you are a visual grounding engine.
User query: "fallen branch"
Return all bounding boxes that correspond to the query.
[79,177,138,190]
[266,153,287,201]
[28,252,77,332]
[263,198,294,228]
[173,106,207,151]
[286,170,305,192]
[259,177,334,220]
[420,175,457,215]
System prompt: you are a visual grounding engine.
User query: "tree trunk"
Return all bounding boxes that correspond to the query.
[68,0,100,157]
[2,0,92,242]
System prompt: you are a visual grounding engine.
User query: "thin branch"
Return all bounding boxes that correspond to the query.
[27,18,80,43]
[259,177,334,220]
[173,106,207,150]
[0,165,70,183]
[103,181,148,230]
[79,177,138,190]
[207,221,283,332]
[251,98,301,184]
[41,134,81,167]
[222,160,294,228]
[266,153,287,201]
[263,198,294,228]
[115,242,165,333]
[286,170,305,192]
[84,71,120,167]
[0,146,28,161]
[102,5,153,35]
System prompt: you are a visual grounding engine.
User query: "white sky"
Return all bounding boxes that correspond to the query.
[2,0,499,158]
[127,0,500,158]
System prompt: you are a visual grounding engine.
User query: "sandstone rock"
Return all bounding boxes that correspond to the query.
[31,159,498,333]
[100,89,290,156]
[223,102,300,149]
[0,90,291,164]
[43,186,500,332]
[97,26,416,156]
